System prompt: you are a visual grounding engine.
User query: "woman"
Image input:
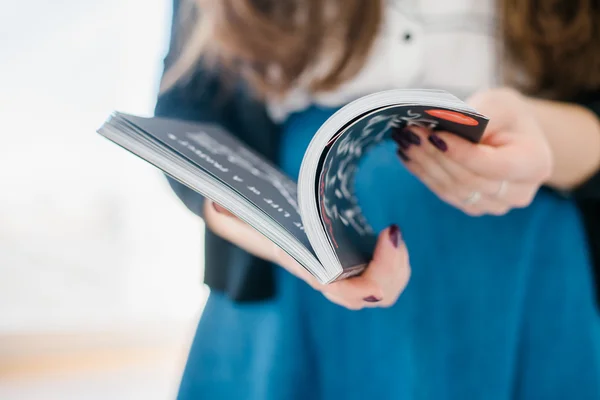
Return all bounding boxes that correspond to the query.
[156,1,600,398]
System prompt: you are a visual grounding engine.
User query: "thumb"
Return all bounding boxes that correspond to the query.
[361,224,410,302]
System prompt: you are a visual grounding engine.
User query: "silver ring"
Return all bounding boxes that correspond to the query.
[464,191,482,205]
[495,180,508,198]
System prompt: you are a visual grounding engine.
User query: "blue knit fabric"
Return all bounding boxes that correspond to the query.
[178,106,600,400]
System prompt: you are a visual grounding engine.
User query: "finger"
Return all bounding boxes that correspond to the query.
[402,142,455,191]
[398,133,482,204]
[322,292,365,310]
[271,245,325,290]
[399,147,489,214]
[211,202,236,217]
[323,268,387,306]
[407,137,535,209]
[360,224,411,307]
[489,182,539,209]
[205,201,324,289]
[409,129,510,196]
[323,225,410,308]
[402,158,511,216]
[205,201,403,308]
[401,155,465,207]
[468,198,511,216]
[398,135,478,207]
[407,126,532,181]
[402,127,541,209]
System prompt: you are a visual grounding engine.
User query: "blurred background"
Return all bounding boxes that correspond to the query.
[0,1,208,398]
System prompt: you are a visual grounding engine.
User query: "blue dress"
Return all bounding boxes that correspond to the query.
[178,106,600,400]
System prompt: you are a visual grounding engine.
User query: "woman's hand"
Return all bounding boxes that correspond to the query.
[205,201,410,310]
[394,87,554,216]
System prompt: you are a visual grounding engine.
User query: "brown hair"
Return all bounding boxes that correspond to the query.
[501,0,600,99]
[161,0,600,100]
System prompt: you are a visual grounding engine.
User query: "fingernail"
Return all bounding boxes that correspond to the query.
[391,131,411,150]
[212,202,228,214]
[402,128,422,145]
[389,224,401,248]
[396,148,410,162]
[428,133,448,152]
[363,296,381,303]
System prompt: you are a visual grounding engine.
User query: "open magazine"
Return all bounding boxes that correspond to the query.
[98,89,488,284]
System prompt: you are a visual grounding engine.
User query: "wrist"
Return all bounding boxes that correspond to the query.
[527,97,600,191]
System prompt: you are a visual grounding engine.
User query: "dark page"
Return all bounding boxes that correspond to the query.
[318,105,488,269]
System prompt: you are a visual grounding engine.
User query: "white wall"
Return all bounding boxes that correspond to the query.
[0,0,207,333]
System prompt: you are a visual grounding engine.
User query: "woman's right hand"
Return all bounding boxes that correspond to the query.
[205,200,411,310]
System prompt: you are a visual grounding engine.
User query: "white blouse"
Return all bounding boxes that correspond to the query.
[267,0,498,121]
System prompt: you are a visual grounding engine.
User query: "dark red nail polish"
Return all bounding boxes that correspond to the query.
[428,133,448,152]
[391,131,411,150]
[389,224,401,248]
[363,296,381,303]
[398,139,411,150]
[403,129,422,145]
[396,149,410,162]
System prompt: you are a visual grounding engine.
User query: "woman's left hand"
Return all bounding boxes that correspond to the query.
[394,87,554,216]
